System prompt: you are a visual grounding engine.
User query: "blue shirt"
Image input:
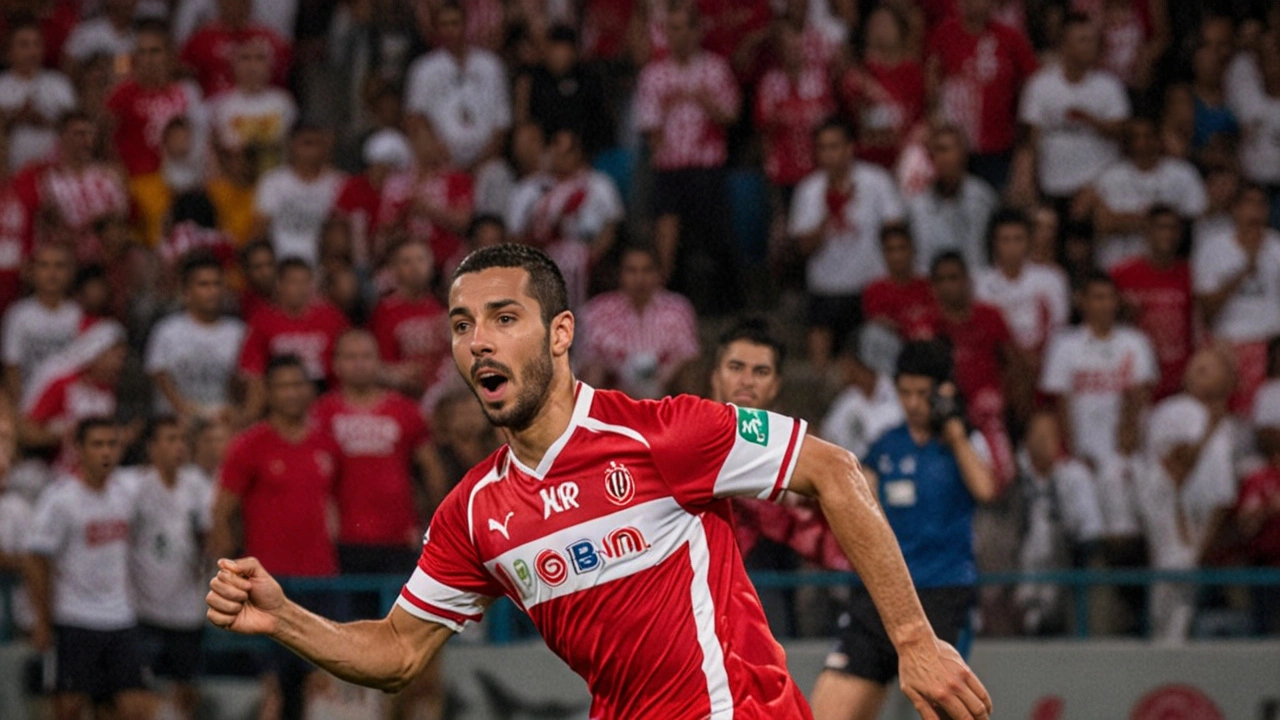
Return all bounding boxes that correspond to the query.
[864,424,976,588]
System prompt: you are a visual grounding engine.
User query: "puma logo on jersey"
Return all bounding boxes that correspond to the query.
[541,481,581,519]
[488,511,515,540]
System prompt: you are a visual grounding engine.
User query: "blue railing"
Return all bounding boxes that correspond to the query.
[3,568,1280,644]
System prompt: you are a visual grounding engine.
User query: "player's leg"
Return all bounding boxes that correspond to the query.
[101,626,156,720]
[50,625,101,720]
[810,671,890,720]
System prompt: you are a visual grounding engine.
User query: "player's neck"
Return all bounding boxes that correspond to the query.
[77,471,109,492]
[342,385,383,405]
[268,413,309,439]
[154,465,179,487]
[35,292,66,309]
[906,423,933,446]
[504,374,578,468]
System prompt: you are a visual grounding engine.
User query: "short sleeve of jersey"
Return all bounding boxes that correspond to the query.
[396,486,501,632]
[1039,332,1072,394]
[646,394,808,507]
[144,317,173,374]
[25,486,68,557]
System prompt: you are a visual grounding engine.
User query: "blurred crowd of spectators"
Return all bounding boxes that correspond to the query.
[0,0,1279,711]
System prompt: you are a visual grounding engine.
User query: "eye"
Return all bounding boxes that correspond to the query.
[497,314,517,325]
[452,321,471,334]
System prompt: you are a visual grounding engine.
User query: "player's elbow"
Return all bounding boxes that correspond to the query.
[806,442,870,503]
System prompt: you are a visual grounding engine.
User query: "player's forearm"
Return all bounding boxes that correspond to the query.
[947,427,998,503]
[21,554,52,630]
[270,603,438,692]
[814,451,935,650]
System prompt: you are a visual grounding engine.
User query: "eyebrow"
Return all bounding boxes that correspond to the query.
[448,298,523,318]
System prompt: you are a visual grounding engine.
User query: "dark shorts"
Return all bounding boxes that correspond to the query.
[806,293,863,343]
[51,625,148,701]
[138,623,204,682]
[823,585,975,685]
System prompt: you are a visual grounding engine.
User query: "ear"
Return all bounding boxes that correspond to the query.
[549,310,575,358]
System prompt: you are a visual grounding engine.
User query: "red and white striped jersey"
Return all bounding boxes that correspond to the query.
[398,384,814,720]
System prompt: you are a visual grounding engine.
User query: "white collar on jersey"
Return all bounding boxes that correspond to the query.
[503,382,595,480]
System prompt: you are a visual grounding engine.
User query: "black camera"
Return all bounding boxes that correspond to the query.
[928,382,966,435]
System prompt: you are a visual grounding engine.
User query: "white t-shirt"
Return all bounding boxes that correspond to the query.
[0,492,34,631]
[1093,452,1145,539]
[1,298,83,391]
[25,474,138,630]
[63,18,134,62]
[126,465,213,630]
[820,374,904,459]
[1140,394,1239,568]
[1021,454,1105,545]
[974,264,1070,351]
[405,48,512,168]
[788,163,905,295]
[1238,93,1280,185]
[1019,64,1130,197]
[906,175,998,272]
[1092,158,1209,270]
[507,170,624,243]
[1253,378,1280,429]
[255,166,345,265]
[1192,227,1280,342]
[208,86,297,152]
[144,312,246,414]
[0,70,77,171]
[1040,325,1158,464]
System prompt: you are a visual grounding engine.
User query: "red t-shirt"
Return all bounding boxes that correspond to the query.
[237,301,350,384]
[238,288,272,325]
[379,169,473,273]
[581,0,633,60]
[369,292,451,387]
[754,65,834,187]
[313,391,429,546]
[1112,258,1193,401]
[862,276,937,340]
[27,370,117,472]
[928,302,1013,401]
[179,22,292,97]
[333,174,383,267]
[696,0,772,61]
[396,385,812,718]
[926,19,1038,155]
[841,60,926,169]
[1238,466,1280,566]
[104,80,200,176]
[218,421,339,576]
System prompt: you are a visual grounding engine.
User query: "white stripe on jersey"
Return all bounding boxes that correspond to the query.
[466,468,503,544]
[509,384,598,479]
[580,416,651,448]
[687,515,734,718]
[401,570,488,626]
[715,408,807,501]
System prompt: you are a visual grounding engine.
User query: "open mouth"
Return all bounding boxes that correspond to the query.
[475,367,510,400]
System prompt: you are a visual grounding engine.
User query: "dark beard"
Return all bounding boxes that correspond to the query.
[471,336,555,432]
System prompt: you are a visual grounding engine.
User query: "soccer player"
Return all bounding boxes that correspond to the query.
[207,244,992,720]
[811,341,997,720]
[24,417,153,720]
[128,416,213,718]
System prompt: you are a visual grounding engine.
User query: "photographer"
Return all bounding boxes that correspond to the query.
[811,340,997,720]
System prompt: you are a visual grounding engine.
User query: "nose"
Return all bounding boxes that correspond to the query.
[468,321,496,358]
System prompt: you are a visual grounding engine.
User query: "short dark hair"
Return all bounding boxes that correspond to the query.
[75,416,117,445]
[453,243,569,326]
[1082,269,1116,292]
[880,222,913,246]
[930,250,968,278]
[276,256,313,278]
[1061,11,1094,34]
[7,13,41,37]
[134,17,171,41]
[265,353,307,381]
[1235,182,1270,207]
[548,24,578,45]
[895,340,953,383]
[715,317,786,375]
[239,239,274,267]
[144,415,181,444]
[467,213,506,242]
[171,190,218,229]
[987,207,1030,242]
[180,251,222,285]
[814,116,855,144]
[73,264,107,294]
[1146,203,1179,222]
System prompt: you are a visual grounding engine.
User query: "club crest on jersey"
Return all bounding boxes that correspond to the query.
[541,481,580,519]
[737,407,769,446]
[535,549,568,586]
[603,461,635,506]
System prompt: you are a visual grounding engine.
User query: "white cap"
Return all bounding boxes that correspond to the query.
[363,129,413,169]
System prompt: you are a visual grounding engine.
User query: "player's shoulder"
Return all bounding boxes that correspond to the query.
[868,423,910,456]
[586,387,727,432]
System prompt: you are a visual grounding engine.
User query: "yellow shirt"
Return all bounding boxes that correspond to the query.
[128,172,170,247]
[206,177,258,247]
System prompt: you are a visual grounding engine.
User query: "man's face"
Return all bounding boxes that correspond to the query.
[245,248,276,293]
[1146,213,1182,257]
[291,130,328,169]
[9,28,42,70]
[666,9,697,58]
[184,267,224,317]
[394,242,434,293]
[930,260,969,308]
[711,341,781,409]
[133,31,170,84]
[959,0,993,26]
[449,267,558,431]
[434,7,465,51]
[32,246,74,296]
[194,421,230,467]
[277,266,313,310]
[267,365,314,419]
[992,223,1030,268]
[334,333,380,390]
[1233,189,1271,231]
[79,426,120,479]
[896,374,935,432]
[548,132,580,177]
[881,234,915,277]
[148,424,188,473]
[619,251,661,305]
[1183,348,1232,402]
[927,131,965,180]
[217,0,253,25]
[1127,120,1161,163]
[233,39,271,90]
[89,344,128,385]
[61,120,97,163]
[1062,23,1099,67]
[1082,281,1118,329]
[815,128,853,174]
